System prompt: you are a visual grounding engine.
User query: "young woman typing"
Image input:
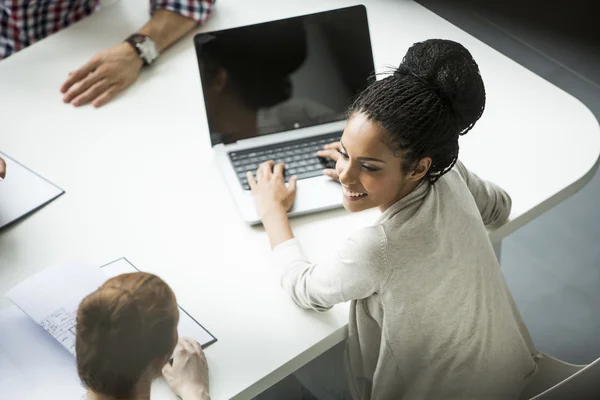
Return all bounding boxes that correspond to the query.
[248,39,538,400]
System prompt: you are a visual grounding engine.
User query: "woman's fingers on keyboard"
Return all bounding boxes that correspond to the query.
[317,149,340,161]
[323,169,340,182]
[273,163,285,178]
[323,141,341,150]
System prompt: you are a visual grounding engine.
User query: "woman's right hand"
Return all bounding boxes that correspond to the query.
[316,141,342,182]
[163,338,210,400]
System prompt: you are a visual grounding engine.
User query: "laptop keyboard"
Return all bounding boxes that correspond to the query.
[229,132,342,190]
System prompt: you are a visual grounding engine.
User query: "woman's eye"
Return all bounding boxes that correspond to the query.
[337,149,349,159]
[361,165,379,172]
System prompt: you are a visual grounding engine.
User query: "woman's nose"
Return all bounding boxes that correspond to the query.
[338,163,357,185]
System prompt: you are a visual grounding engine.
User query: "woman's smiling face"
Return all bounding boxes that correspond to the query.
[336,112,420,213]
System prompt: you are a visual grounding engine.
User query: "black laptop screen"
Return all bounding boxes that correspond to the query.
[194,6,375,146]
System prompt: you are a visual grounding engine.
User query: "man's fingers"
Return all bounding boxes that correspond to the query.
[171,341,186,359]
[60,57,102,94]
[323,169,340,181]
[71,79,110,107]
[187,338,204,355]
[92,86,118,108]
[63,69,104,104]
[180,337,195,354]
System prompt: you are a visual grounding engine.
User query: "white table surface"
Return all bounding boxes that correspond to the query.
[0,0,599,398]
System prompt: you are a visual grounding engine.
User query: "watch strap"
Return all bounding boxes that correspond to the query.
[125,33,152,66]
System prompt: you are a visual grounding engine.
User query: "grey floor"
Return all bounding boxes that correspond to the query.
[416,0,600,364]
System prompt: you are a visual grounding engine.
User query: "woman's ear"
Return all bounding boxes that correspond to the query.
[408,157,432,182]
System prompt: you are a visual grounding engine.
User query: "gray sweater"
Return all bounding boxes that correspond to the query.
[273,161,538,400]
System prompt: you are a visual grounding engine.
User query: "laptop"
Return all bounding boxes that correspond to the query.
[194,5,375,225]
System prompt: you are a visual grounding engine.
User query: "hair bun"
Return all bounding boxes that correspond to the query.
[397,39,486,135]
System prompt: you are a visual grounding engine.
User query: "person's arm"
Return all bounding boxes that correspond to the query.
[60,0,215,108]
[0,156,6,180]
[138,10,197,53]
[262,208,295,249]
[273,226,389,311]
[246,161,388,310]
[454,160,512,227]
[144,0,216,52]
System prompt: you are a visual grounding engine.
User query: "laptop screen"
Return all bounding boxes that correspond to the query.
[194,6,375,146]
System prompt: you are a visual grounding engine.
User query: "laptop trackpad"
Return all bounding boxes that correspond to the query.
[290,176,342,213]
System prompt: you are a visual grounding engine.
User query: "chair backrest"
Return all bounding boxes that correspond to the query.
[519,352,600,400]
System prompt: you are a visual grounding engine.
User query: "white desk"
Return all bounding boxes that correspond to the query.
[0,0,599,398]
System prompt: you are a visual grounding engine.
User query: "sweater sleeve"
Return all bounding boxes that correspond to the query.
[454,160,512,227]
[272,226,389,312]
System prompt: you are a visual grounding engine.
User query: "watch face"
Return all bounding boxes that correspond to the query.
[138,38,159,64]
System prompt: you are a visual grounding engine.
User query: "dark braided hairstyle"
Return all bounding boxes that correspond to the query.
[349,39,486,183]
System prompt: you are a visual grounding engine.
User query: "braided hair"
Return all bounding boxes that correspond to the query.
[349,39,486,183]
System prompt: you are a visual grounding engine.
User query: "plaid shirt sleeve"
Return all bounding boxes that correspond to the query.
[151,0,215,23]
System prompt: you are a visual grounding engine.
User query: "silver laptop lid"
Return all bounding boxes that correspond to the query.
[194,5,375,147]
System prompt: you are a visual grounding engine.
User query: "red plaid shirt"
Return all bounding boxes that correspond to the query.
[0,0,215,59]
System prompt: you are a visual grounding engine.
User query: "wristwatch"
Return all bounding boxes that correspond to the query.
[125,34,159,66]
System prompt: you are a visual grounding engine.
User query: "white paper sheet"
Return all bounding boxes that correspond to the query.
[0,152,64,229]
[6,262,109,356]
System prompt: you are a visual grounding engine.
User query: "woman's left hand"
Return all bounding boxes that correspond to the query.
[247,161,298,219]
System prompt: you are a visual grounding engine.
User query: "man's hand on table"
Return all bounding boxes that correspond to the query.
[58,7,202,108]
[60,42,143,108]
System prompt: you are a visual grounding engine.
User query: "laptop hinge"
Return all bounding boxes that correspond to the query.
[235,135,282,147]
